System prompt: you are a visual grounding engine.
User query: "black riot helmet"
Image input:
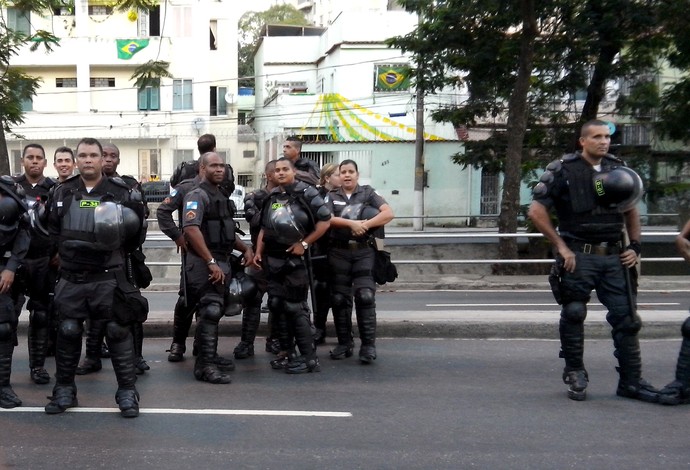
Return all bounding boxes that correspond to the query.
[593,166,643,212]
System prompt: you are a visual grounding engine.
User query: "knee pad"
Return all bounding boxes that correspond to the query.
[283,300,307,317]
[611,313,642,336]
[29,310,50,329]
[354,288,376,308]
[267,296,283,314]
[331,292,349,309]
[199,302,223,323]
[681,317,690,339]
[59,319,83,340]
[105,321,130,342]
[0,322,13,342]
[561,302,587,324]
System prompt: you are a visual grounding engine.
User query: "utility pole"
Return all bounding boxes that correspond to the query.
[413,74,425,231]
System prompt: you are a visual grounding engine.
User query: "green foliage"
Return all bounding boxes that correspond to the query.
[238,4,309,87]
[131,60,172,90]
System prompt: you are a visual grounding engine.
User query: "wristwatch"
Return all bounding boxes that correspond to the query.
[206,258,217,266]
[301,241,309,250]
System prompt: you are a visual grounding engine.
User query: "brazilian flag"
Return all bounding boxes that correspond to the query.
[375,65,411,92]
[116,39,149,60]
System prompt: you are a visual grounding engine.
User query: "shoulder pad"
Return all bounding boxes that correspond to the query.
[109,176,129,189]
[0,175,16,186]
[603,154,625,166]
[303,185,319,199]
[121,174,138,187]
[561,153,580,163]
[545,159,562,172]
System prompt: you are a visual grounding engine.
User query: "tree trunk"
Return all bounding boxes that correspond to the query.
[496,0,538,274]
[0,119,10,176]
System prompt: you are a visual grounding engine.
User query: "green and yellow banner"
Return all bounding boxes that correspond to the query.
[374,65,411,92]
[116,39,149,60]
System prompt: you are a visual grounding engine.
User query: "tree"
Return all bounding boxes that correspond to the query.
[0,0,167,173]
[390,0,666,270]
[238,4,309,88]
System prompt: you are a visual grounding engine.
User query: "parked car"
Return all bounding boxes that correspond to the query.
[230,185,246,213]
[141,180,170,203]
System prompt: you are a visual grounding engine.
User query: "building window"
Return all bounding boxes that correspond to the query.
[210,20,218,50]
[173,149,194,169]
[90,78,115,88]
[11,150,22,175]
[56,78,78,88]
[138,149,160,181]
[216,151,228,161]
[88,5,113,15]
[173,79,193,110]
[21,97,33,112]
[210,86,227,116]
[138,80,160,111]
[7,8,30,35]
[238,112,247,125]
[243,150,255,159]
[621,124,650,146]
[237,174,253,187]
[480,169,499,215]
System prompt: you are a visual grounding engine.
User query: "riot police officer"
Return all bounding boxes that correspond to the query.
[13,143,56,385]
[233,160,279,359]
[182,152,252,384]
[528,119,658,402]
[0,178,30,408]
[44,137,147,417]
[252,157,331,373]
[658,218,690,405]
[282,136,319,186]
[325,159,394,364]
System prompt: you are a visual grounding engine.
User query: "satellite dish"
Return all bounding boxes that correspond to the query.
[224,91,236,104]
[192,117,205,133]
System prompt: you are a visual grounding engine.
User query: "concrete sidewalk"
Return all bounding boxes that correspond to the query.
[16,275,689,340]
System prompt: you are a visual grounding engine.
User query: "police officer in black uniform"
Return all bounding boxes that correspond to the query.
[528,119,658,403]
[233,160,279,359]
[282,136,320,186]
[13,143,56,385]
[0,178,30,408]
[44,137,147,417]
[658,218,690,405]
[182,152,252,384]
[252,157,331,373]
[325,159,394,364]
[77,143,151,375]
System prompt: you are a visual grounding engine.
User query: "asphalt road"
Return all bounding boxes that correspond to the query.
[1,337,688,469]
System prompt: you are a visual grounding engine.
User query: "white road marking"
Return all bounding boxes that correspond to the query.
[426,302,681,308]
[0,407,352,417]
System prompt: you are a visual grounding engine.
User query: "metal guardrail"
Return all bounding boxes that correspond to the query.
[143,230,683,267]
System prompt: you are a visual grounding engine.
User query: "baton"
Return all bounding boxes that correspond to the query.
[302,249,318,317]
[181,251,188,308]
[620,232,637,320]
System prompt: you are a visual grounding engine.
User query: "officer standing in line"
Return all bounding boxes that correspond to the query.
[182,152,252,384]
[233,160,279,359]
[325,160,393,364]
[44,137,147,417]
[76,143,151,375]
[282,136,320,186]
[528,119,658,403]
[251,157,331,374]
[0,178,30,408]
[13,144,56,385]
[53,146,75,182]
[658,218,690,405]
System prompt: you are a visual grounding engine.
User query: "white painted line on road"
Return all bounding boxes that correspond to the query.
[0,407,352,417]
[395,289,690,294]
[427,302,681,308]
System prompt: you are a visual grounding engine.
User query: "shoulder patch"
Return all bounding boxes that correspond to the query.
[185,210,196,220]
[185,201,198,210]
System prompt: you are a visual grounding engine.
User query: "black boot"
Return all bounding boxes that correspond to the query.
[234,305,261,359]
[559,318,587,400]
[45,383,77,414]
[0,342,21,408]
[660,336,690,405]
[286,352,321,374]
[46,321,82,414]
[194,319,231,384]
[614,334,659,403]
[356,298,377,364]
[131,322,149,375]
[76,319,105,375]
[107,327,140,418]
[28,310,50,384]
[330,304,353,360]
[172,296,195,350]
[562,369,588,401]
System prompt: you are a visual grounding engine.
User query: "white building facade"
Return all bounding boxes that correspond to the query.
[5,0,258,186]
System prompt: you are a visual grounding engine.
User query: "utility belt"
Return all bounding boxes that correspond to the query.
[330,239,372,251]
[60,268,118,284]
[565,239,622,256]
